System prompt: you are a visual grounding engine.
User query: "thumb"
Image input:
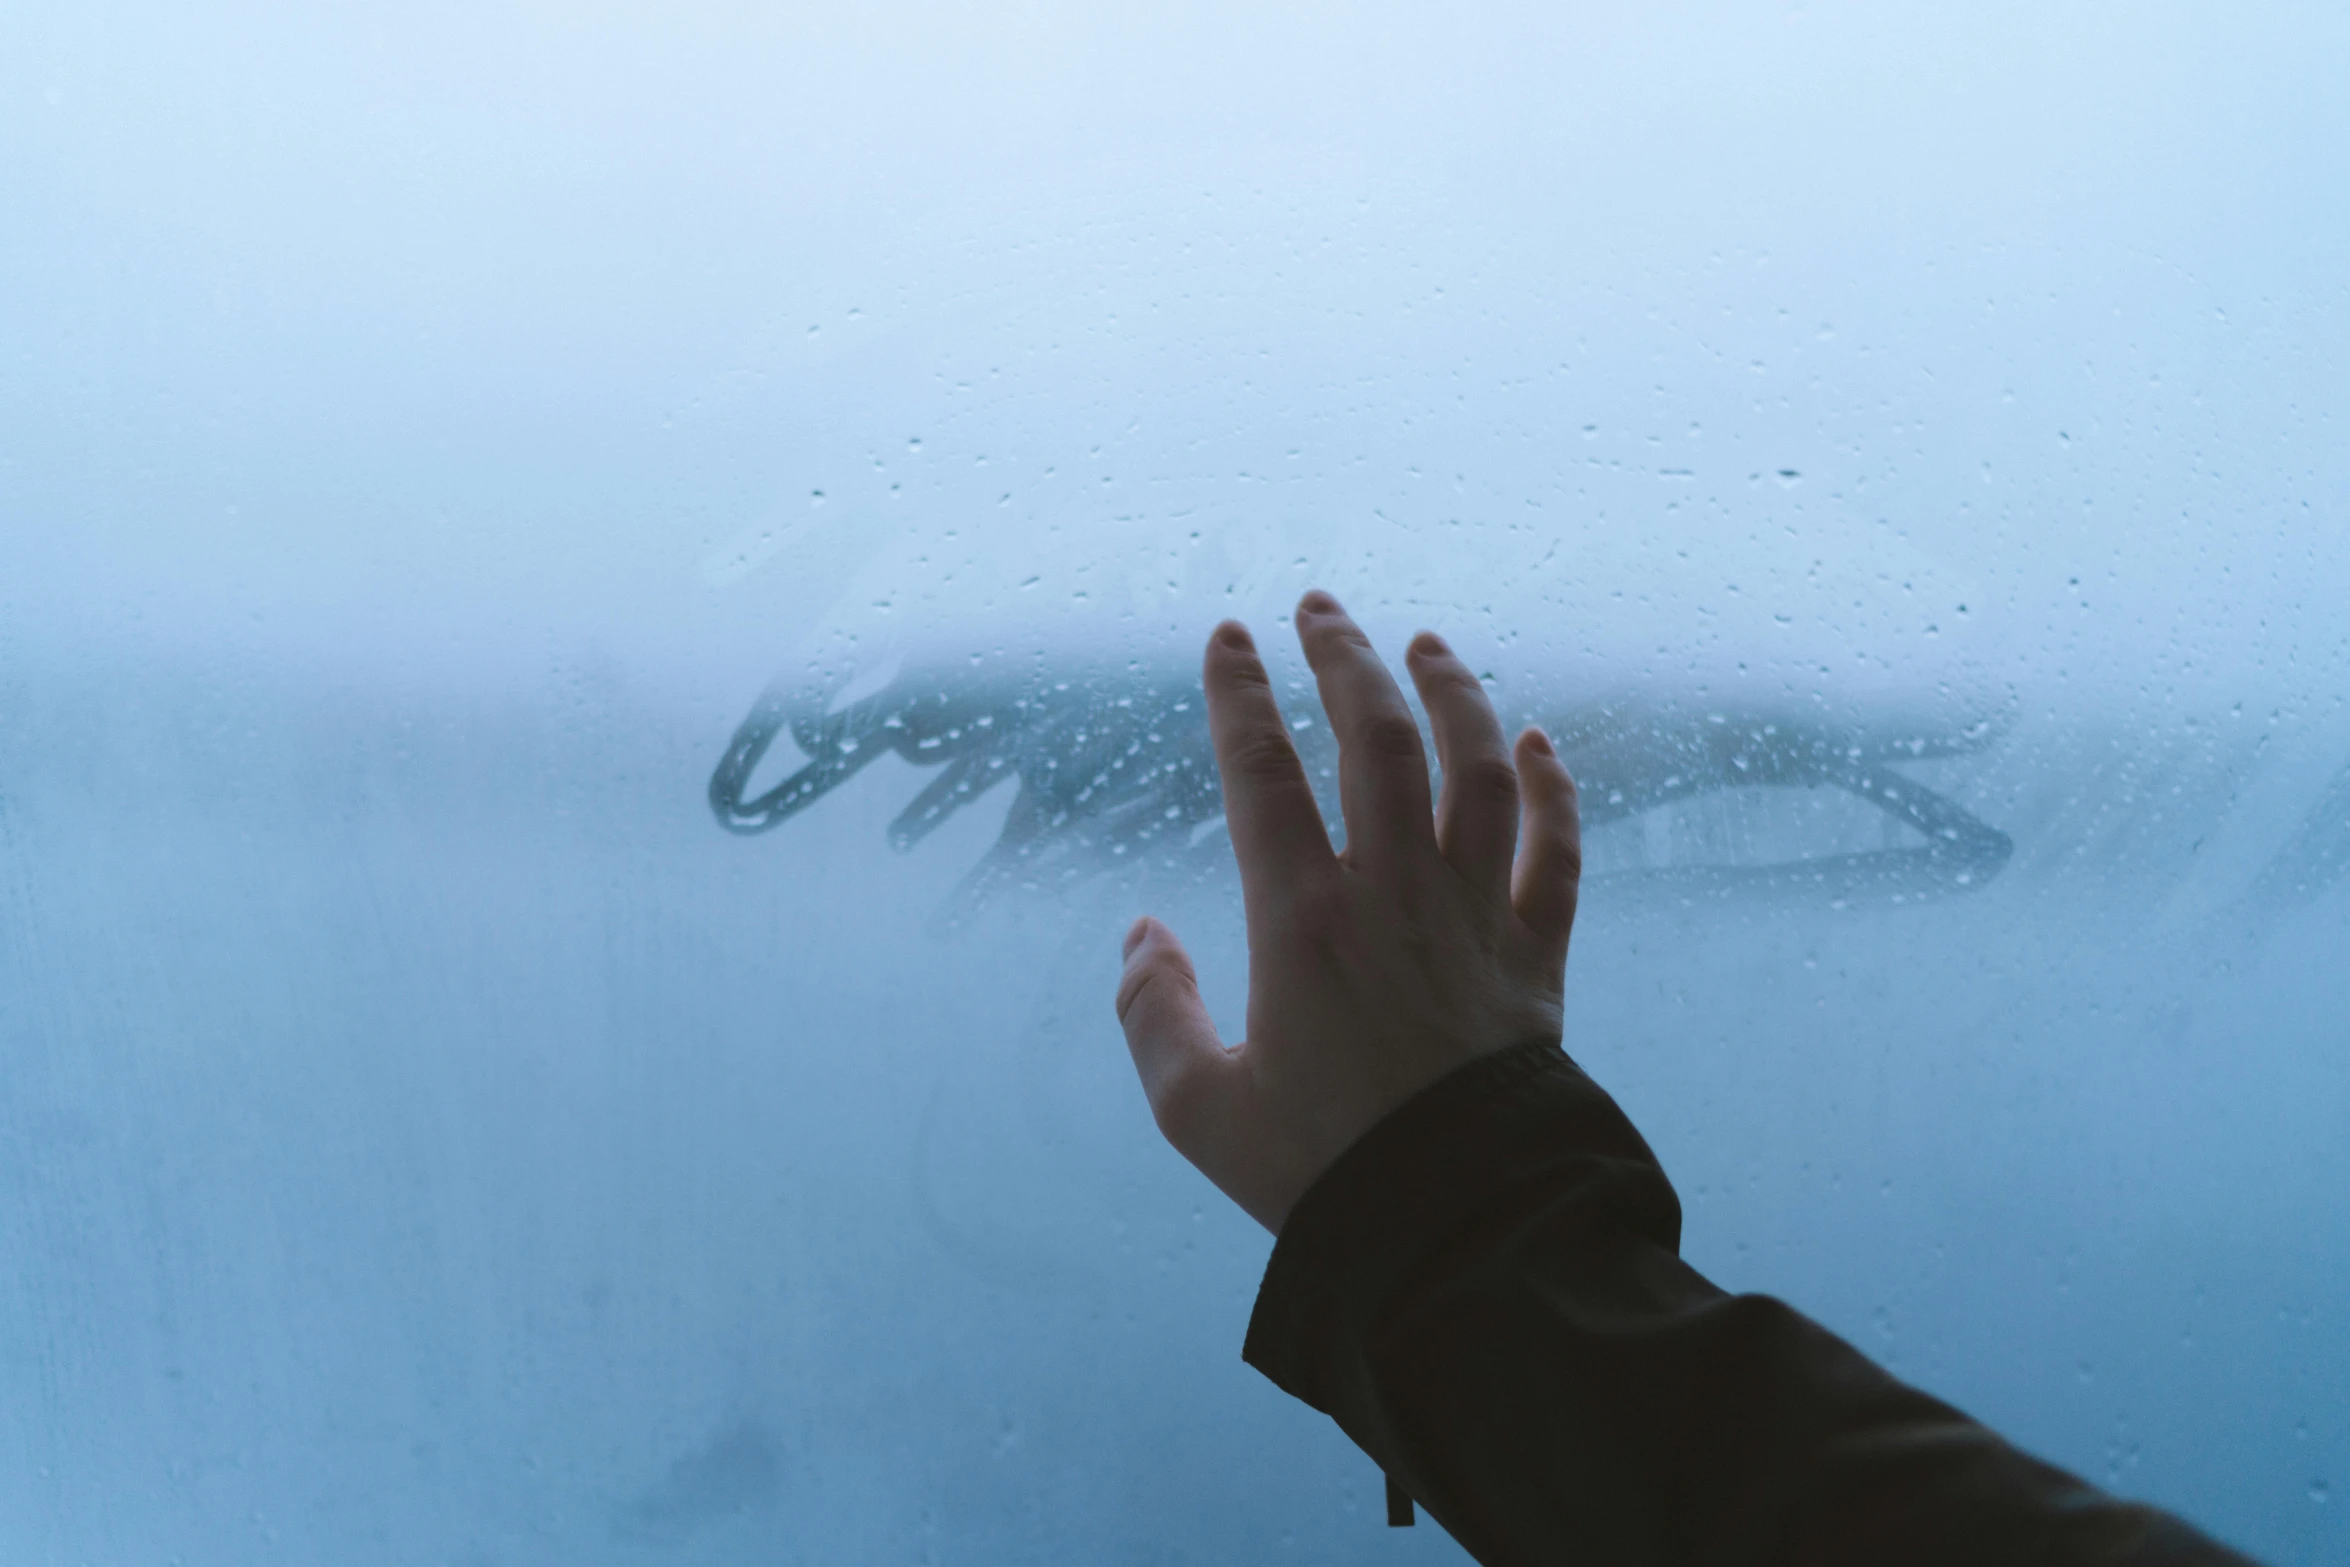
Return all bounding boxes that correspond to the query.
[1115,916,1237,1156]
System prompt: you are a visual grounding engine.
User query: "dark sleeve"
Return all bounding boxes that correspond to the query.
[1242,1038,2260,1567]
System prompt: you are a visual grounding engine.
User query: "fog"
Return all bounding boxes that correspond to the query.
[3,2,2346,1562]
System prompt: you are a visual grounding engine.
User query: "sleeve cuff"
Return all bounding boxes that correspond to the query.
[1242,1035,1683,1410]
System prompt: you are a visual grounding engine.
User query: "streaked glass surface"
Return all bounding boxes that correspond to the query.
[3,3,2344,1560]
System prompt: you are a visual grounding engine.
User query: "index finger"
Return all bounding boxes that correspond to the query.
[1203,620,1336,922]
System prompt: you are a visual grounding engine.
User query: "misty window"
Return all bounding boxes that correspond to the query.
[2,2,2344,1563]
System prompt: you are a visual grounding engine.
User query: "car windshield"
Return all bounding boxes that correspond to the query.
[4,3,2344,1562]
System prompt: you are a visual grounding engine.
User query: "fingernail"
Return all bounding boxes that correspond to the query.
[1414,631,1451,658]
[1298,589,1340,616]
[1123,917,1152,958]
[1525,727,1555,757]
[1216,621,1254,652]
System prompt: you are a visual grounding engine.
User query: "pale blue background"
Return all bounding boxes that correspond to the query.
[3,2,2346,1561]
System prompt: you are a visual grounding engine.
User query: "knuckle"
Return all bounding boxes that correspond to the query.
[1116,954,1190,1025]
[1424,656,1480,694]
[1417,656,1491,710]
[1113,964,1156,1024]
[1303,616,1371,655]
[1355,712,1425,761]
[1453,755,1520,806]
[1527,753,1578,805]
[1551,830,1584,879]
[1226,731,1304,786]
[1207,646,1273,692]
[1209,635,1265,672]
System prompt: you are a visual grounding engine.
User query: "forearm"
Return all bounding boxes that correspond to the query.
[1243,1039,2255,1567]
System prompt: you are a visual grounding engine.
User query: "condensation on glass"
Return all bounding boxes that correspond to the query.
[2,2,2344,1562]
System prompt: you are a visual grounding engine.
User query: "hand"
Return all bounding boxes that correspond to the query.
[1114,590,1584,1234]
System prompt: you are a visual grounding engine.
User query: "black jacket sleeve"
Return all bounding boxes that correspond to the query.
[1242,1038,2260,1567]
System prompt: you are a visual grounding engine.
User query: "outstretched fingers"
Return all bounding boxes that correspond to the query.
[1511,728,1581,955]
[1203,620,1336,923]
[1405,631,1519,892]
[1293,591,1434,875]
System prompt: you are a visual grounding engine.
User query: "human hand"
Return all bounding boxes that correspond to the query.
[1114,590,1584,1234]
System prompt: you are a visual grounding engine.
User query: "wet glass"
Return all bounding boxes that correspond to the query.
[3,2,2344,1561]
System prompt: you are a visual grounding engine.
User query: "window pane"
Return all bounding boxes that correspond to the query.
[4,2,2344,1561]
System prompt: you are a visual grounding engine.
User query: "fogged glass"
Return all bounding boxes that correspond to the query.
[3,3,2344,1562]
